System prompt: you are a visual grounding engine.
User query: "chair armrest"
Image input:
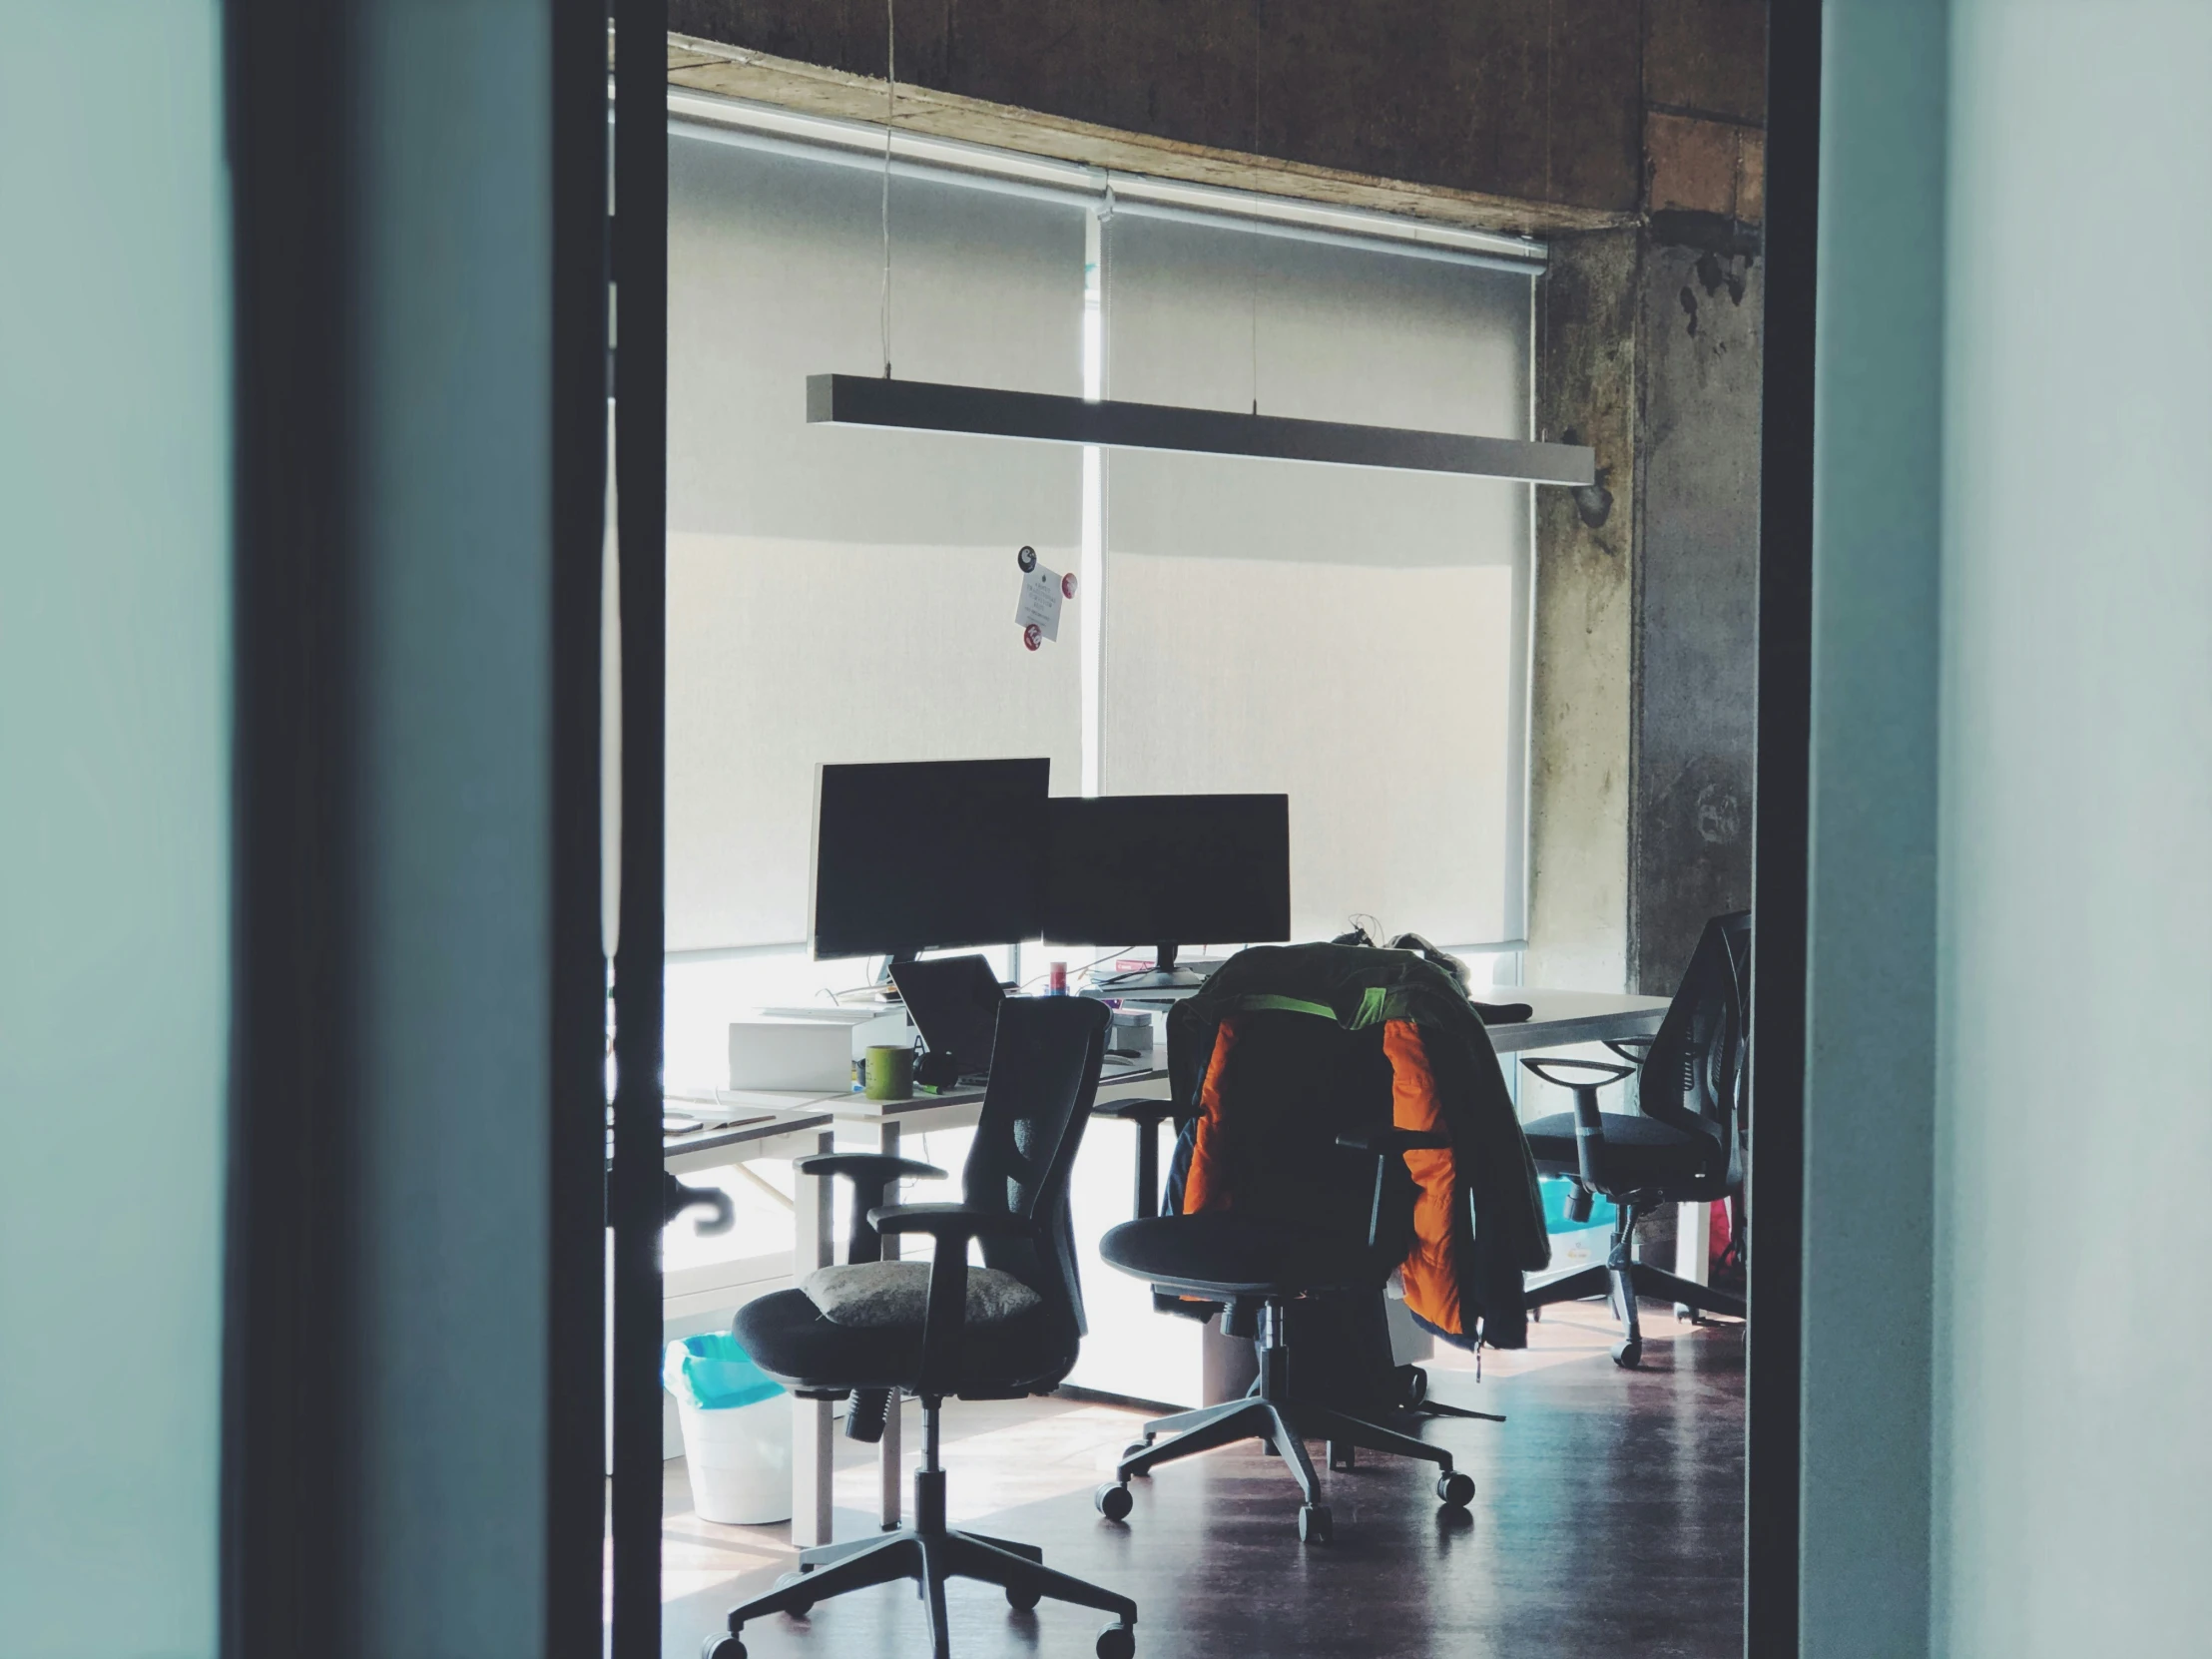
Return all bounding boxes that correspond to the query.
[1335,1129,1453,1251]
[797,1155,948,1264]
[1335,1128,1450,1156]
[1519,1058,1635,1192]
[794,1153,947,1184]
[866,1202,1037,1241]
[865,1204,1038,1396]
[1519,1057,1637,1089]
[1602,1036,1654,1065]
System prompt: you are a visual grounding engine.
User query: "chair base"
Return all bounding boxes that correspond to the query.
[710,1411,1136,1659]
[1095,1301,1480,1540]
[1393,1362,1505,1423]
[1525,1258,1745,1369]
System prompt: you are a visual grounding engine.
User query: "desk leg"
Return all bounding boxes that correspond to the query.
[1675,1200,1713,1317]
[877,1120,902,1530]
[792,1129,835,1549]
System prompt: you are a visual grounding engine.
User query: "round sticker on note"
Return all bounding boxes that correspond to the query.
[1023,623,1042,651]
[1016,545,1037,573]
[1062,572,1079,599]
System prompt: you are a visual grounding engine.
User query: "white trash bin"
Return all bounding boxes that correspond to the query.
[664,1334,793,1525]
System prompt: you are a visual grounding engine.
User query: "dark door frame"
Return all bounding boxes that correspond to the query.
[1745,4,1819,1654]
[601,7,1824,1658]
[222,0,608,1651]
[609,3,672,1658]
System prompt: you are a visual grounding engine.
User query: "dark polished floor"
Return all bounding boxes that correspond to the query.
[656,1298,1745,1659]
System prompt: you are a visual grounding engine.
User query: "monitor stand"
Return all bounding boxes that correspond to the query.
[1096,942,1210,993]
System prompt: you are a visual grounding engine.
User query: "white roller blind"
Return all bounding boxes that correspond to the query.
[1101,214,1532,946]
[666,132,1087,951]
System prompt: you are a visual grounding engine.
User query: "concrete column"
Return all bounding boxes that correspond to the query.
[1528,228,1638,995]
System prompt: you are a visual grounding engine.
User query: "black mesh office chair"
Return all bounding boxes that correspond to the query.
[1090,1008,1488,1545]
[1520,910,1750,1367]
[704,995,1137,1659]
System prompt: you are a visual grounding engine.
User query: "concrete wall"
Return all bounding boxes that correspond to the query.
[1629,240,1762,992]
[0,7,230,1653]
[1541,2,1767,996]
[671,0,1647,218]
[1527,229,1637,989]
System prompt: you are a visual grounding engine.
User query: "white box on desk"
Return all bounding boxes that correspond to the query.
[728,1020,853,1092]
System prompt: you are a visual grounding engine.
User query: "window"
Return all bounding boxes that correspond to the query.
[1099,211,1533,950]
[663,109,1540,1071]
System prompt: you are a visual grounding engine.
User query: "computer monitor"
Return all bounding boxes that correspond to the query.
[1042,793,1292,987]
[810,759,1049,960]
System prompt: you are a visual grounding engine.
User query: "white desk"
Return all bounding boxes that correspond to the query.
[1481,986,1669,1052]
[649,988,1669,1549]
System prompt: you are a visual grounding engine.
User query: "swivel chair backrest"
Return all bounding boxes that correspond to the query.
[961,993,1112,1348]
[1638,910,1752,1181]
[1180,1008,1414,1268]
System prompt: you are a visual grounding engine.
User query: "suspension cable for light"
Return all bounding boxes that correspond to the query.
[815,0,1591,485]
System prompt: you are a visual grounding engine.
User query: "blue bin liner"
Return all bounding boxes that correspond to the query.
[663,1332,784,1410]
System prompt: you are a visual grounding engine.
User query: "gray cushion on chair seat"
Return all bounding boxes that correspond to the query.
[802,1260,1042,1329]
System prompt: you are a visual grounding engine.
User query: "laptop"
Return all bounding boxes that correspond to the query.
[888,955,1006,1087]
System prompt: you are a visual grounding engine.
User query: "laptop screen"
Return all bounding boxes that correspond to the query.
[887,955,1006,1082]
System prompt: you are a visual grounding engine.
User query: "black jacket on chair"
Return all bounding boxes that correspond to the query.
[1160,942,1550,1349]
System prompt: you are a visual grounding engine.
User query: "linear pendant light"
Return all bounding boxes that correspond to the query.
[807,374,1596,484]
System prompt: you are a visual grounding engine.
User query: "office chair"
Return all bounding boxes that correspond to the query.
[704,995,1137,1659]
[1090,1007,1487,1544]
[1519,909,1750,1367]
[1090,1099,1472,1413]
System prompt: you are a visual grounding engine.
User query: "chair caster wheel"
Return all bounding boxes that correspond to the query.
[703,1637,746,1659]
[1298,1503,1333,1544]
[1328,1440,1355,1471]
[1095,1481,1134,1521]
[1435,1470,1475,1508]
[1528,1305,1541,1322]
[1612,1339,1642,1369]
[773,1572,813,1616]
[1122,1441,1153,1469]
[1396,1364,1429,1409]
[1006,1584,1041,1611]
[1097,1619,1137,1659]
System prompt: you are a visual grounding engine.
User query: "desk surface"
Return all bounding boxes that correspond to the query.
[1480,987,1670,1052]
[643,985,1667,1169]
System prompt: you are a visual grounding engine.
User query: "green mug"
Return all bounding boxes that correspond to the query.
[863,1044,914,1101]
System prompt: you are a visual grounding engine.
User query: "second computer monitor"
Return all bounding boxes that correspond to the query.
[1042,793,1291,976]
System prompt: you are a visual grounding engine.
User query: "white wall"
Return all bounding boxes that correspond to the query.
[0,7,230,1654]
[1933,3,2212,1652]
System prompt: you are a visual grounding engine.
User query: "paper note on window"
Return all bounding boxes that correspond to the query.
[1014,563,1065,644]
